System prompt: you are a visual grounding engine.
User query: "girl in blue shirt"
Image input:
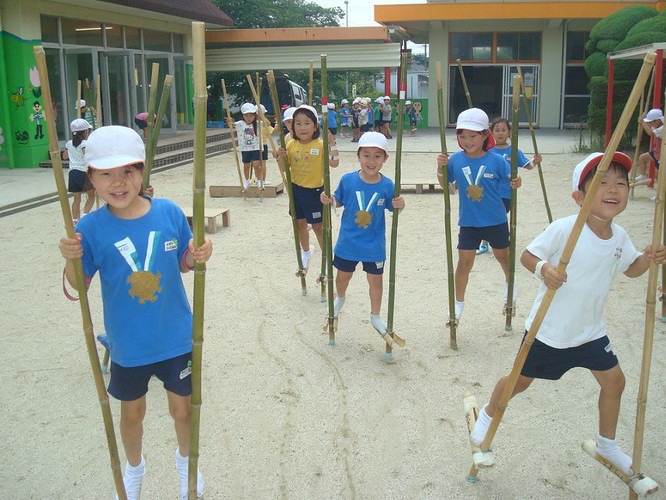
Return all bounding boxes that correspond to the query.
[436,108,521,323]
[59,126,212,499]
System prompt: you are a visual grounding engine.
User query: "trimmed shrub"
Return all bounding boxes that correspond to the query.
[585,38,597,54]
[614,31,666,80]
[626,13,666,39]
[595,39,620,54]
[589,5,658,42]
[585,52,608,78]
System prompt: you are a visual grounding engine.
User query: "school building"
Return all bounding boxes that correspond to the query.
[0,0,232,169]
[374,0,666,128]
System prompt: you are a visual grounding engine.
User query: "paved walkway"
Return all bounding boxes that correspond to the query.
[0,127,588,210]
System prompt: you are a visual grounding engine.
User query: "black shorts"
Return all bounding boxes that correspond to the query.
[291,183,323,223]
[360,124,370,133]
[376,118,383,127]
[649,150,660,169]
[262,145,269,161]
[502,198,511,212]
[108,351,192,401]
[520,334,619,380]
[328,127,337,136]
[68,169,88,193]
[458,223,509,250]
[333,255,384,275]
[134,117,148,130]
[241,150,261,163]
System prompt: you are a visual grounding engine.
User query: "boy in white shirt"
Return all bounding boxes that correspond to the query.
[470,152,665,475]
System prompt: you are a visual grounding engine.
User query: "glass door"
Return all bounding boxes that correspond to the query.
[45,48,67,141]
[145,53,176,134]
[64,48,100,126]
[174,55,192,128]
[502,65,539,125]
[100,51,132,126]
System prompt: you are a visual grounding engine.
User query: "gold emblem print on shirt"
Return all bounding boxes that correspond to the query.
[127,270,163,304]
[355,210,373,229]
[466,184,484,202]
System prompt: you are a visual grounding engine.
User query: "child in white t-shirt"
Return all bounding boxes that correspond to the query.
[469,152,665,476]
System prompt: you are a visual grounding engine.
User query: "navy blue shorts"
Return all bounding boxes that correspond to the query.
[291,183,323,223]
[520,334,618,380]
[649,150,660,169]
[108,352,192,401]
[502,198,511,212]
[328,127,337,136]
[241,150,261,163]
[360,124,371,133]
[68,169,88,193]
[134,117,147,130]
[333,255,384,275]
[458,223,509,250]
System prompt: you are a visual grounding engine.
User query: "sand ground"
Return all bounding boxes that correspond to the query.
[1,136,664,499]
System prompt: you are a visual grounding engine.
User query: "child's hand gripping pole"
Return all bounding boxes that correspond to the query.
[467,51,657,484]
[267,70,308,295]
[33,45,127,499]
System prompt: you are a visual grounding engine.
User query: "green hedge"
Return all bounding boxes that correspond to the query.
[595,39,620,54]
[585,52,608,78]
[589,5,658,42]
[589,77,634,109]
[626,12,666,38]
[614,31,666,79]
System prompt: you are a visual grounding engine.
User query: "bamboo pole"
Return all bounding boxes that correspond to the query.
[267,70,308,295]
[145,62,159,142]
[629,67,656,197]
[628,89,666,500]
[76,79,82,118]
[456,59,473,108]
[662,206,666,322]
[468,51,656,481]
[385,51,409,360]
[143,74,173,190]
[319,64,327,303]
[221,79,246,193]
[504,75,521,331]
[435,61,457,349]
[95,74,101,129]
[321,54,336,346]
[188,21,207,500]
[33,46,126,499]
[516,66,552,223]
[309,61,314,106]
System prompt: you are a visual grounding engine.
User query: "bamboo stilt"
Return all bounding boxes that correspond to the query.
[516,66,552,223]
[145,62,159,142]
[95,74,101,129]
[504,75,521,331]
[321,54,335,346]
[630,68,657,197]
[34,46,126,499]
[188,21,207,500]
[435,62,457,349]
[76,80,82,118]
[662,206,666,322]
[143,74,173,190]
[468,51,656,482]
[309,61,314,106]
[628,89,666,500]
[456,59,473,108]
[267,70,308,295]
[221,79,246,193]
[385,51,409,360]
[246,75,265,201]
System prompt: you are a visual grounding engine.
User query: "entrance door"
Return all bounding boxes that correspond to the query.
[449,65,503,124]
[144,54,176,134]
[64,48,100,133]
[100,51,132,127]
[502,65,539,125]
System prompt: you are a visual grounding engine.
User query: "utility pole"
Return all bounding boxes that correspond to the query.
[344,1,349,27]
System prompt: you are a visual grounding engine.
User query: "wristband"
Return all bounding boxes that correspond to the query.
[182,249,195,271]
[534,259,547,281]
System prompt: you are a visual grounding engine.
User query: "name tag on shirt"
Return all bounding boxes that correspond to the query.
[377,198,385,206]
[310,148,320,155]
[483,173,494,178]
[165,239,178,251]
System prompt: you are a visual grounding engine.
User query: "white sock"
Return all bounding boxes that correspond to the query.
[334,296,345,316]
[504,281,518,303]
[116,458,145,500]
[370,314,387,335]
[470,404,492,447]
[596,434,633,475]
[301,248,312,268]
[176,449,204,497]
[455,300,464,320]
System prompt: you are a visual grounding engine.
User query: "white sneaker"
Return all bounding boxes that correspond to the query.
[301,249,312,269]
[635,174,647,181]
[650,195,656,202]
[263,179,271,186]
[243,179,251,189]
[256,180,263,189]
[115,458,146,500]
[176,449,204,499]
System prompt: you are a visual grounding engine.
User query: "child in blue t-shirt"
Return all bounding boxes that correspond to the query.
[326,102,338,137]
[436,108,521,322]
[321,132,405,346]
[58,126,212,499]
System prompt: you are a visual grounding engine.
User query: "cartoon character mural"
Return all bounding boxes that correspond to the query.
[29,101,44,139]
[9,86,26,110]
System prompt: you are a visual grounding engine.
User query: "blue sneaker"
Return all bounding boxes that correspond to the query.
[476,242,489,255]
[96,333,110,350]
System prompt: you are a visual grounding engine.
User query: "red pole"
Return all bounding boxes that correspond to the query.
[648,49,662,188]
[385,67,391,96]
[605,58,615,147]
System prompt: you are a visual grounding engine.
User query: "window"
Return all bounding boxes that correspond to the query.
[450,32,541,63]
[125,27,141,49]
[105,24,123,48]
[566,32,588,62]
[61,18,103,46]
[563,31,591,126]
[41,16,59,44]
[173,34,184,54]
[143,29,171,52]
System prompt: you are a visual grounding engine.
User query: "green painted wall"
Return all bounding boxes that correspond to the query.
[1,31,48,168]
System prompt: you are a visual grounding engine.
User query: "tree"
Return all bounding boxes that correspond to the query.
[214,0,343,29]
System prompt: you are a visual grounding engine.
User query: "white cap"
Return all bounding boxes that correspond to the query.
[405,100,412,105]
[260,104,267,113]
[85,126,145,170]
[383,95,390,100]
[70,118,92,132]
[75,99,86,110]
[294,104,318,118]
[571,151,632,192]
[375,97,384,104]
[241,103,256,114]
[353,97,361,104]
[327,102,335,109]
[357,131,389,152]
[282,107,296,121]
[341,99,348,104]
[456,108,489,131]
[644,109,664,122]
